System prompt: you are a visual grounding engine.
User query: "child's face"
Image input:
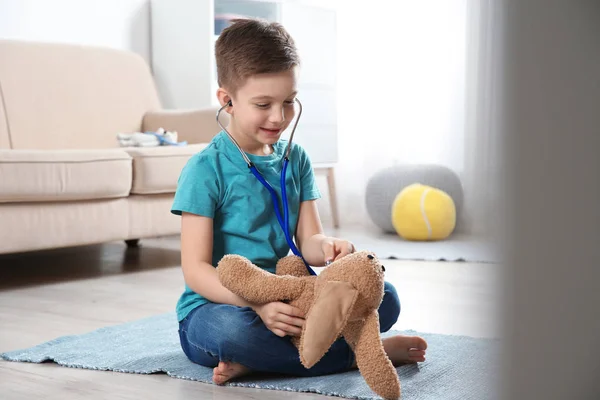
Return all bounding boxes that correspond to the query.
[228,69,298,150]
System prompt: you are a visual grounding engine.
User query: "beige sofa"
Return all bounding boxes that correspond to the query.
[0,40,226,255]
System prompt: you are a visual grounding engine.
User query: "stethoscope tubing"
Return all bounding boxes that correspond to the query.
[216,99,316,275]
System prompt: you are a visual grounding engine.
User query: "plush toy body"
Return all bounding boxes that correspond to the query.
[217,251,402,400]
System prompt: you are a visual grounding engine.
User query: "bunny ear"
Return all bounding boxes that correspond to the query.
[300,281,358,368]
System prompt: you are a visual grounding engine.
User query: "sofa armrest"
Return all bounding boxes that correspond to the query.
[142,107,230,144]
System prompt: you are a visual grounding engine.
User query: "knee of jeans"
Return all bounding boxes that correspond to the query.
[379,281,401,330]
[213,309,257,360]
[179,326,219,367]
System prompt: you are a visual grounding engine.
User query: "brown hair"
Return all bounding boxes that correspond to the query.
[215,18,300,93]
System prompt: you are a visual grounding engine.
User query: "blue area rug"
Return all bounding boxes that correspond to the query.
[1,313,501,400]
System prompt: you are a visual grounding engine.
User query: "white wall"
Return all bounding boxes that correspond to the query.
[0,0,151,64]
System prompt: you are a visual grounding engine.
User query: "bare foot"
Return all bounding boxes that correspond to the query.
[212,361,252,385]
[383,335,428,365]
[351,335,428,368]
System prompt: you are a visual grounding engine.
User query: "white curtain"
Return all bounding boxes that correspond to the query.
[327,0,501,237]
[463,0,504,238]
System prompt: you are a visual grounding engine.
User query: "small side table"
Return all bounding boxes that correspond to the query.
[313,163,340,229]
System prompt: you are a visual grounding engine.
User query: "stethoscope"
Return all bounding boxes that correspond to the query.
[216,98,317,275]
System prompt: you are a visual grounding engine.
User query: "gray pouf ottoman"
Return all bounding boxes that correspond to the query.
[365,164,464,233]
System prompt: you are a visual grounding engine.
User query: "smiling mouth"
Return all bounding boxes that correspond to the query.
[260,127,281,135]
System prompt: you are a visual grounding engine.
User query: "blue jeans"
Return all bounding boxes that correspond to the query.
[178,281,401,377]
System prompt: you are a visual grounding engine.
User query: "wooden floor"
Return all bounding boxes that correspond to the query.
[0,235,502,400]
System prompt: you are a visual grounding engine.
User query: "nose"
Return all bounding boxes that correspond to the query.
[382,265,386,272]
[269,106,285,124]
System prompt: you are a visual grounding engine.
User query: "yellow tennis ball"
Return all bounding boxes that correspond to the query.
[391,183,456,241]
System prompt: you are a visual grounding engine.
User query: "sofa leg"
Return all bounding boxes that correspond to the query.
[125,239,140,248]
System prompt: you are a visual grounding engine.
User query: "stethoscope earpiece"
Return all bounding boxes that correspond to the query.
[227,99,232,107]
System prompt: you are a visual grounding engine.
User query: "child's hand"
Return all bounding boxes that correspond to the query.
[322,238,356,265]
[252,302,305,337]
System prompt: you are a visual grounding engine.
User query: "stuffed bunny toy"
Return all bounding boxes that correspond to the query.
[217,250,402,400]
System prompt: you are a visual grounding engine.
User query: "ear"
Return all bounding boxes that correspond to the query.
[300,281,358,368]
[216,87,233,111]
[342,311,401,400]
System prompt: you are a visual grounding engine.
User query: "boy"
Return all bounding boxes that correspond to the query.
[172,18,427,384]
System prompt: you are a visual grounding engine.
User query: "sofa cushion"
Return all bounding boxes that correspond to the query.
[123,144,207,194]
[0,149,132,203]
[128,194,180,238]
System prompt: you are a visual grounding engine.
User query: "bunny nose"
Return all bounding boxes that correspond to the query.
[382,265,386,272]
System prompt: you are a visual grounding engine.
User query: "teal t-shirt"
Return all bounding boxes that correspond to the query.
[171,130,321,321]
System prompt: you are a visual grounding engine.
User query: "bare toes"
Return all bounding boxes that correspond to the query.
[384,335,429,365]
[409,348,426,362]
[410,336,428,350]
[212,361,251,385]
[213,372,226,385]
[213,362,230,385]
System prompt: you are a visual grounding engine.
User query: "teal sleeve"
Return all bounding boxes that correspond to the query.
[171,155,221,217]
[298,146,322,202]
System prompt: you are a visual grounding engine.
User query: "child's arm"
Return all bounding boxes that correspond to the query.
[180,212,254,307]
[295,200,355,266]
[181,212,305,336]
